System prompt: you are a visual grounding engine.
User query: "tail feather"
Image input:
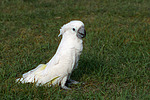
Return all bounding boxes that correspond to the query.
[16,64,47,84]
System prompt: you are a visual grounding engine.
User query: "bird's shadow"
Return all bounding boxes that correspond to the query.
[70,54,105,84]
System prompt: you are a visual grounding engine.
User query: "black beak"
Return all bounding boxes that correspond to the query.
[77,26,86,39]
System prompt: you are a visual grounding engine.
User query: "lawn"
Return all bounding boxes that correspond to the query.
[0,0,150,99]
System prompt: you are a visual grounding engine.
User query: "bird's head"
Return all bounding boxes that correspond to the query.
[58,20,86,39]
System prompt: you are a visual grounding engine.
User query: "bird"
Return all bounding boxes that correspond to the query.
[16,20,86,90]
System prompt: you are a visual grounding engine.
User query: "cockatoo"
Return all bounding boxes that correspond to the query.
[16,20,86,90]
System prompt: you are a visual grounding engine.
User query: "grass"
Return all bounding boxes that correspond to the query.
[0,0,150,99]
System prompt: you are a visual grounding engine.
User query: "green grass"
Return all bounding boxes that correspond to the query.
[0,0,150,99]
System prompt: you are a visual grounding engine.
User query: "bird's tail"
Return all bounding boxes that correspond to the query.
[16,64,47,84]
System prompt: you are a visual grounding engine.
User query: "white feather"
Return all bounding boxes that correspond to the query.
[16,20,85,89]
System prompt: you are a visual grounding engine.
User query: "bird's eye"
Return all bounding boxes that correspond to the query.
[72,28,75,31]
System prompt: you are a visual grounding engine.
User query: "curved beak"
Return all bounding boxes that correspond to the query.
[77,26,86,39]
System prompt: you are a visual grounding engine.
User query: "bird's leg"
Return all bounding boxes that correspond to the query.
[69,79,79,84]
[66,73,79,85]
[61,76,71,90]
[66,79,79,85]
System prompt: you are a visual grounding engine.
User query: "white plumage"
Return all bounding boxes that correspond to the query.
[16,20,86,90]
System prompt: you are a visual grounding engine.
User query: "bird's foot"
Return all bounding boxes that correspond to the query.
[61,85,71,90]
[69,79,79,84]
[66,79,79,85]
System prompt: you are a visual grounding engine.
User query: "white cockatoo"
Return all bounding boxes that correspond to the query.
[16,20,86,90]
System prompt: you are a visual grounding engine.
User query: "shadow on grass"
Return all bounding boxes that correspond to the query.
[71,53,106,82]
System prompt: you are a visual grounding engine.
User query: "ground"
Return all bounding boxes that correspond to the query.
[0,0,150,99]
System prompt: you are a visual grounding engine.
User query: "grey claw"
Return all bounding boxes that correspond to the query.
[61,86,71,90]
[70,79,79,84]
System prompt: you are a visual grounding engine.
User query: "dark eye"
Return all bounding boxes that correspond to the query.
[72,28,75,31]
